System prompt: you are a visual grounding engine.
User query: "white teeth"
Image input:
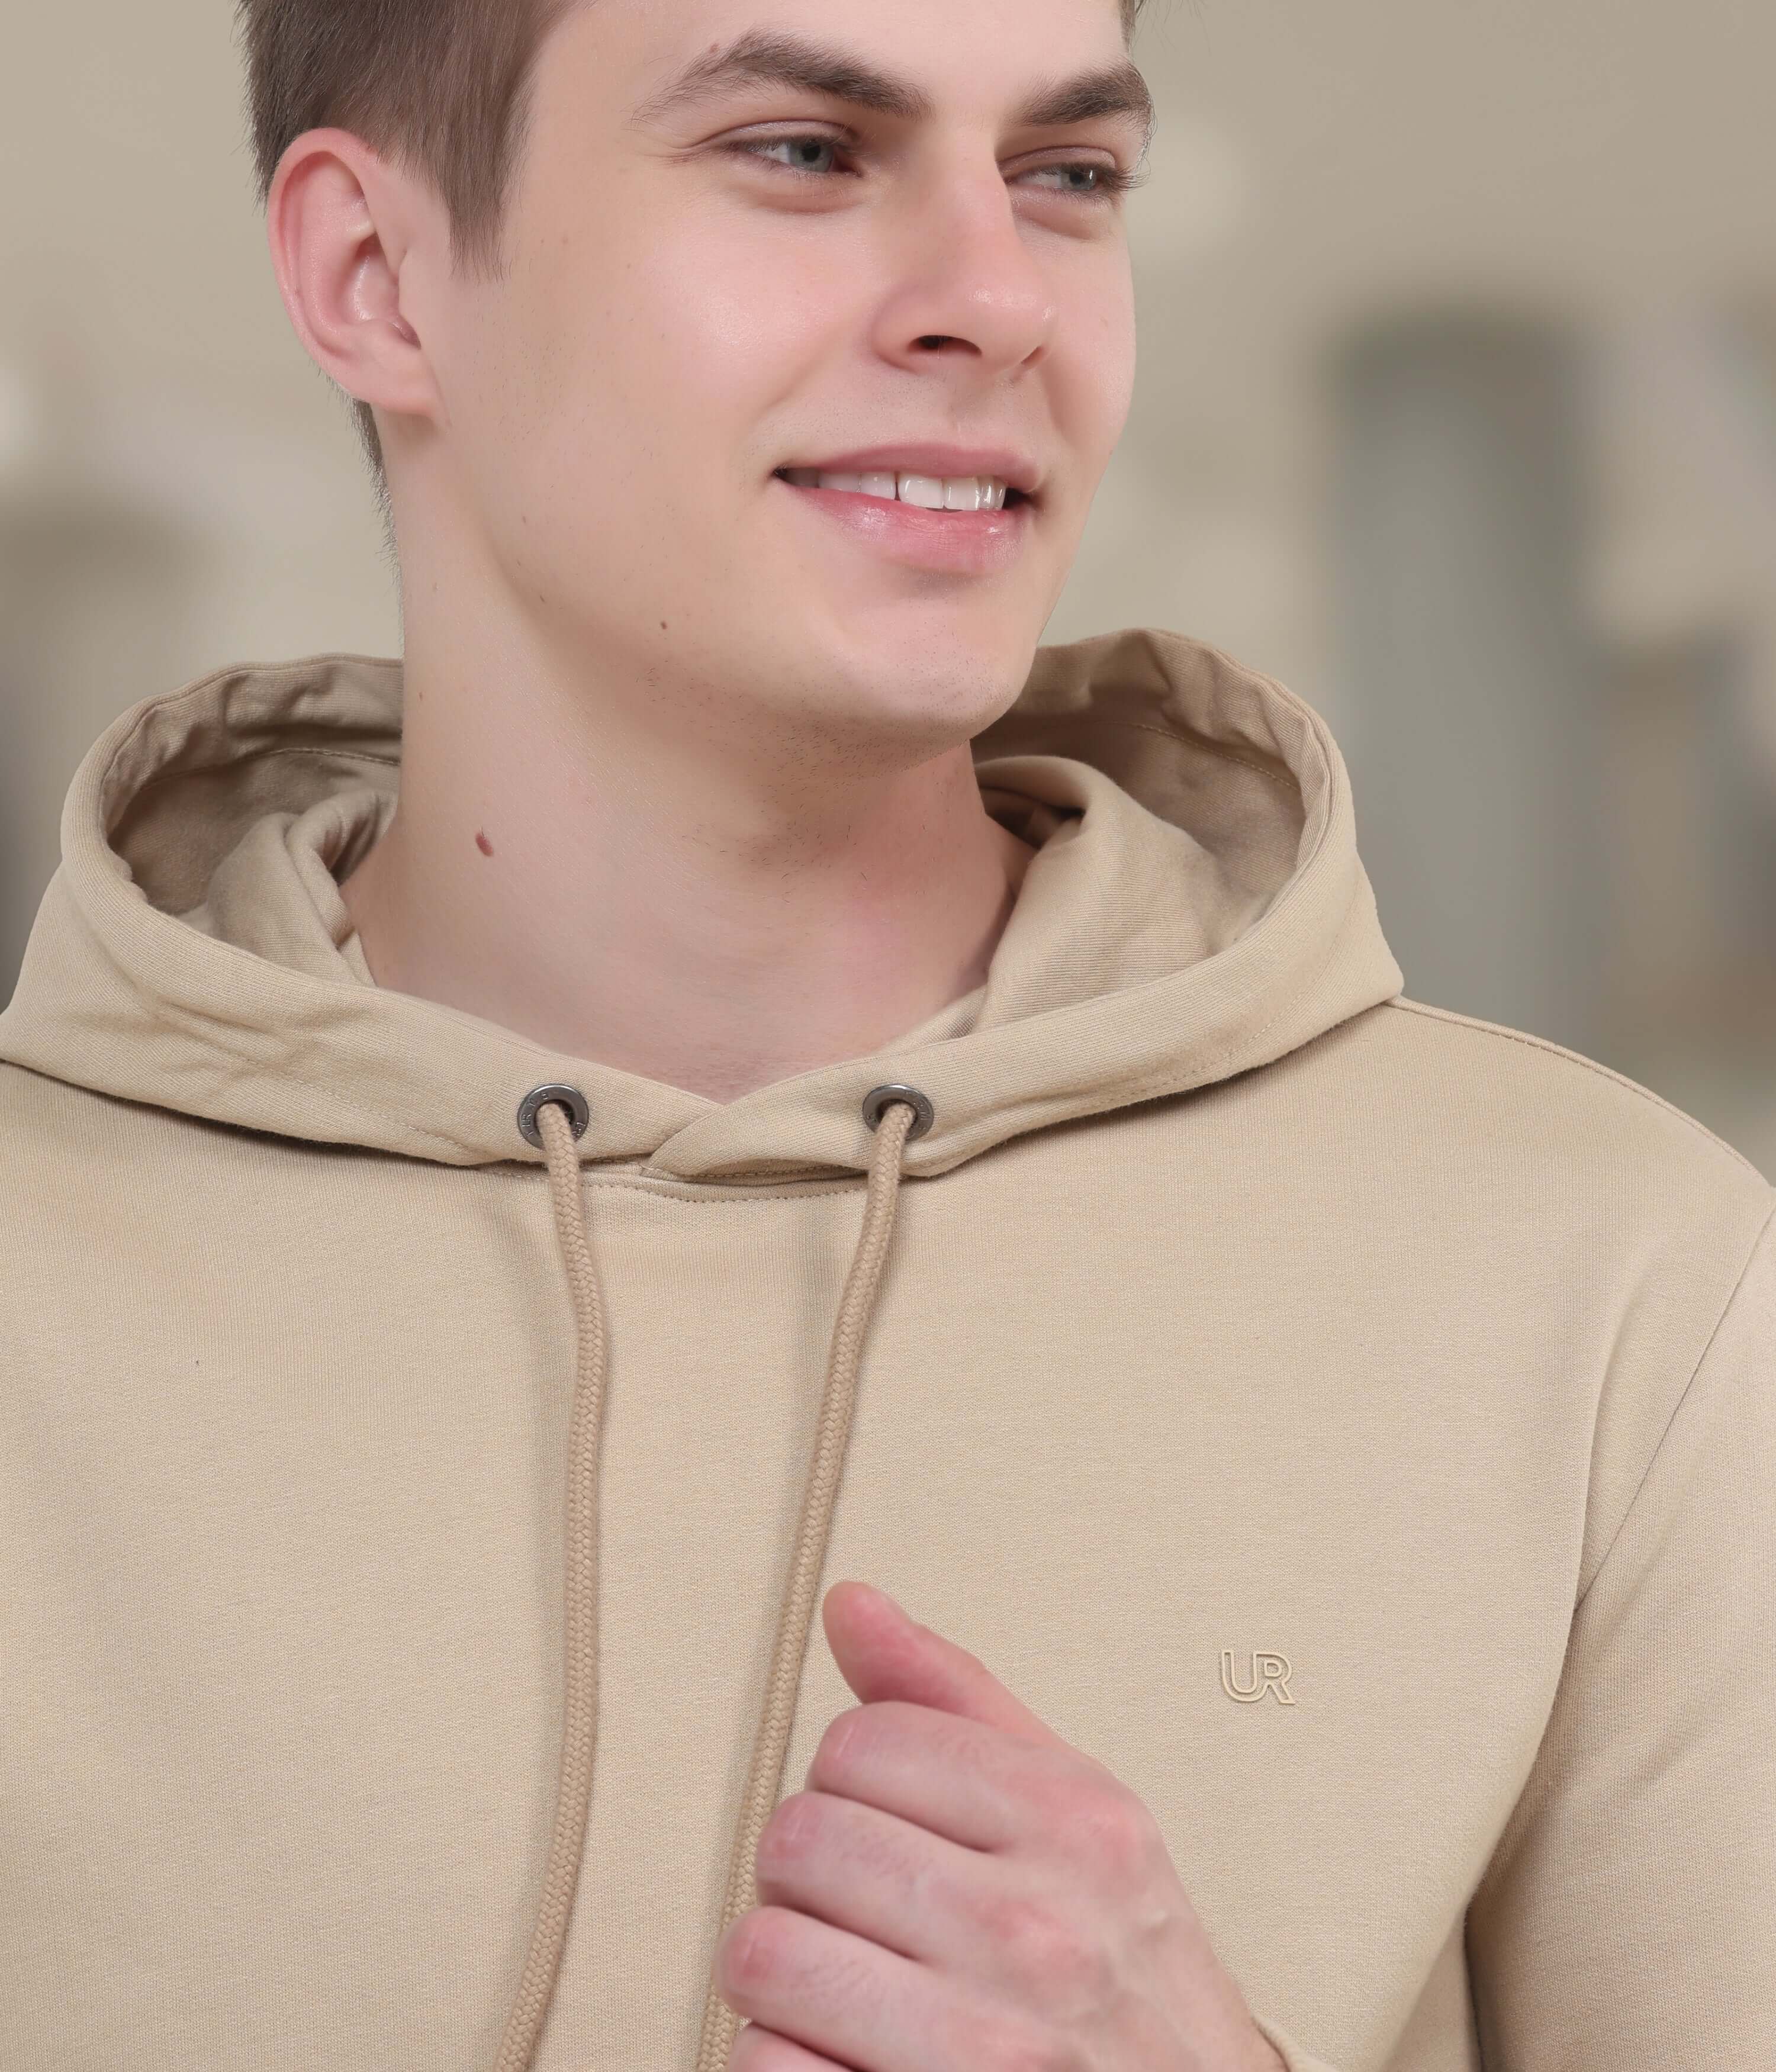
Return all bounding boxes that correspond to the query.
[897,473,947,509]
[781,466,1014,509]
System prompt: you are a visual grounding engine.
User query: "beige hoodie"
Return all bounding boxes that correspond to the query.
[1,627,1771,2072]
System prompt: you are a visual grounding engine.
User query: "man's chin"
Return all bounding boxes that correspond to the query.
[754,616,1038,751]
[797,573,1043,671]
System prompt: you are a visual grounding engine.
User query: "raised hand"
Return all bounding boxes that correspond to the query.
[714,1579,1287,2072]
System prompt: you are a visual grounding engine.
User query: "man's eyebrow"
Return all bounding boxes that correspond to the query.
[630,29,1156,154]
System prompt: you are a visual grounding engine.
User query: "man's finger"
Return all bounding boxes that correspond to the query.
[820,1580,1066,1748]
[803,1699,1072,1851]
[726,2019,848,2071]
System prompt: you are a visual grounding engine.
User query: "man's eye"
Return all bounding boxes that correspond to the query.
[728,136,1141,203]
[1018,160,1141,202]
[729,135,848,178]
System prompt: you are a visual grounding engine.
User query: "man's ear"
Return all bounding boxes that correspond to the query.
[265,128,443,430]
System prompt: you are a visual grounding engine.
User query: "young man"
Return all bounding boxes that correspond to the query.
[1,0,1771,2066]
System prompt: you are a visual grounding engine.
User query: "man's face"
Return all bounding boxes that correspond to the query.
[413,0,1145,757]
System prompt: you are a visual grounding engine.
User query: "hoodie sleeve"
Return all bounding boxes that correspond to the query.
[1464,1201,1776,2066]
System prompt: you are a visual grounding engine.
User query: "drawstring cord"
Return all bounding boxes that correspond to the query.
[496,1086,923,2072]
[493,1095,612,2072]
[692,1095,917,2072]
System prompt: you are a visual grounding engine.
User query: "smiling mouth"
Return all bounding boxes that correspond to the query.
[773,466,1031,513]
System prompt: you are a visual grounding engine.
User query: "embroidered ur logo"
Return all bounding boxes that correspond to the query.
[1220,1650,1295,1704]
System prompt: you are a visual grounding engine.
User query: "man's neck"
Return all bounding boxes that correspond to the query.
[336,636,1036,1108]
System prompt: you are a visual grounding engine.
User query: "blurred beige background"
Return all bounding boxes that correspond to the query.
[3,1,1774,1169]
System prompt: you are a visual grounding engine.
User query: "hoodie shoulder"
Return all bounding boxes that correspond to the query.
[1277,995,1775,1608]
[1366,993,1774,1214]
[0,1054,231,1193]
[0,1054,88,1144]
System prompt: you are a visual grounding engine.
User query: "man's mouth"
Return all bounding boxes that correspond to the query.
[773,467,1029,513]
[768,458,1037,577]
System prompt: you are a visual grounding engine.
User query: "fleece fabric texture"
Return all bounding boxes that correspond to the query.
[1,627,1772,2072]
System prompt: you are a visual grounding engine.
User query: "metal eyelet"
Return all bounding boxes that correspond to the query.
[861,1083,934,1141]
[517,1083,591,1148]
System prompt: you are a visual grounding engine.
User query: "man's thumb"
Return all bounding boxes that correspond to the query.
[820,1579,1064,1747]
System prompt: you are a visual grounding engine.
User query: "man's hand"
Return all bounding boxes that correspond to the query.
[714,1579,1288,2072]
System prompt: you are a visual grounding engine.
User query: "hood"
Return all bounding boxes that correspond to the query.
[0,625,1402,2070]
[0,627,1401,1180]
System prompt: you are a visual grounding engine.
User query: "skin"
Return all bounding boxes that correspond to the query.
[725,1581,1289,2070]
[268,0,1147,1104]
[266,1,1283,2061]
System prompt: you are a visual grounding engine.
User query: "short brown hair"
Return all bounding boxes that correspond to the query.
[236,0,1148,485]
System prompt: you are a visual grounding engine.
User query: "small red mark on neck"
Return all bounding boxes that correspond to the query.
[475,830,494,857]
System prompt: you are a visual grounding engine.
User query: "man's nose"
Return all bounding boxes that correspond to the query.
[869,166,1060,380]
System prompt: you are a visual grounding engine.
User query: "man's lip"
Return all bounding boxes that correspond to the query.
[774,446,1042,498]
[774,476,1034,575]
